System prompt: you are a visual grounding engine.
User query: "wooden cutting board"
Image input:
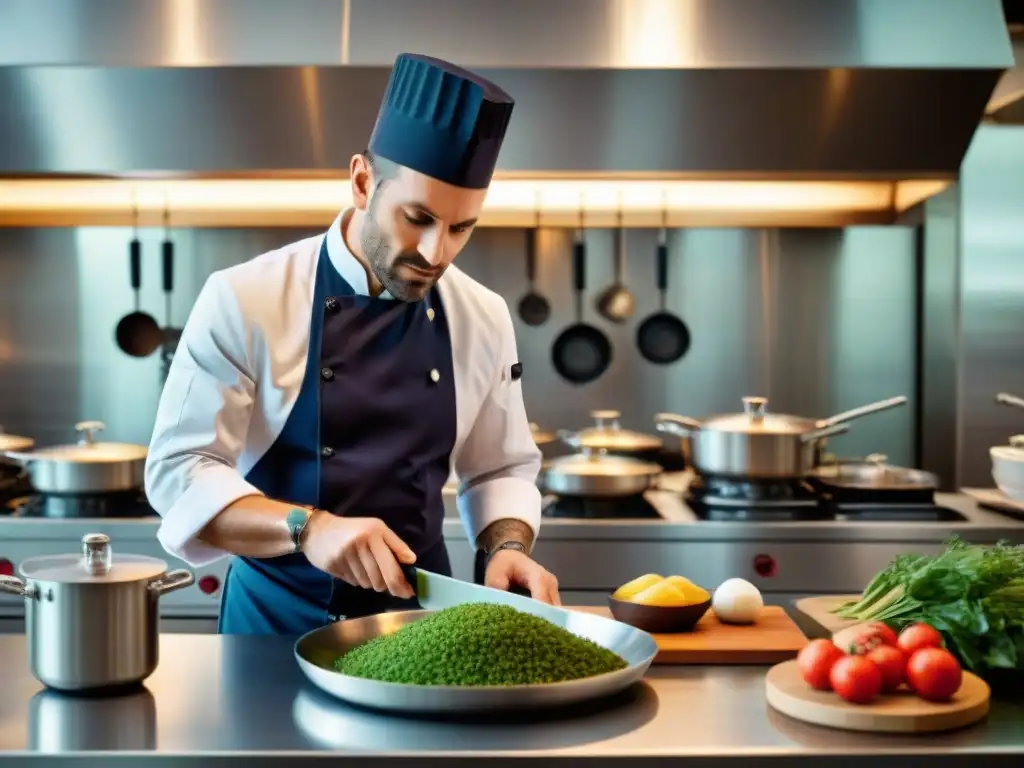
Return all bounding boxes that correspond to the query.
[963,487,1024,519]
[572,605,807,664]
[792,595,863,635]
[765,659,991,733]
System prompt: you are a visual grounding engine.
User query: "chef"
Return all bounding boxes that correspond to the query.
[144,53,560,635]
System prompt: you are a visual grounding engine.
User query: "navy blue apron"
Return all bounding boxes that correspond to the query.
[218,238,457,635]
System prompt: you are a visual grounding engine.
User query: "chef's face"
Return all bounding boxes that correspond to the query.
[350,153,488,302]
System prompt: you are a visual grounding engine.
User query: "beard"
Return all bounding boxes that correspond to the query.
[360,207,445,302]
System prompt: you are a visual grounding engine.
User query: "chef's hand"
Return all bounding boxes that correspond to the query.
[484,550,561,606]
[301,512,416,599]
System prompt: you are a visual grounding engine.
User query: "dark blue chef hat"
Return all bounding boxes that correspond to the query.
[368,53,515,190]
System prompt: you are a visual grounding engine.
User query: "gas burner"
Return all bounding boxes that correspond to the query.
[542,494,662,520]
[0,469,33,506]
[687,474,818,509]
[3,491,158,519]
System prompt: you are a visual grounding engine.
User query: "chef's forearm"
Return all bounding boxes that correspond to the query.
[198,495,309,558]
[476,518,536,554]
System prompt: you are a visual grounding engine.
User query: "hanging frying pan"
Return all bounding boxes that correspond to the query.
[636,227,690,365]
[551,230,612,384]
[115,193,162,358]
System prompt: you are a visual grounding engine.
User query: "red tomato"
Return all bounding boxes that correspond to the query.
[897,623,944,655]
[829,655,883,704]
[834,621,899,655]
[798,639,845,690]
[865,644,907,692]
[906,648,962,702]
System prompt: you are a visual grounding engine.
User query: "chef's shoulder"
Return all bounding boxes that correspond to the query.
[190,235,320,331]
[442,264,517,345]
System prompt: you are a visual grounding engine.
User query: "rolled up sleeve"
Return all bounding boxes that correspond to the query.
[144,272,264,566]
[453,302,543,547]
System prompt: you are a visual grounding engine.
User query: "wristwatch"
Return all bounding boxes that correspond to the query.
[286,507,314,552]
[487,540,528,559]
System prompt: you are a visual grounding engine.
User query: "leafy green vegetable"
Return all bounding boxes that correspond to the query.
[832,537,1024,675]
[334,603,628,686]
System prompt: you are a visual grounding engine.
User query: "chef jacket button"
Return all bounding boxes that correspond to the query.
[321,367,334,381]
[321,446,335,458]
[429,368,440,383]
[325,296,339,312]
[426,307,435,322]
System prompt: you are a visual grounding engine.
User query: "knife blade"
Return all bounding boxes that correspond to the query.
[401,565,568,626]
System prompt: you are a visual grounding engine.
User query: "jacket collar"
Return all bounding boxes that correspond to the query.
[324,209,395,300]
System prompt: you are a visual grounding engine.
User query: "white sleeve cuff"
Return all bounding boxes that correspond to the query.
[155,462,265,567]
[456,476,542,549]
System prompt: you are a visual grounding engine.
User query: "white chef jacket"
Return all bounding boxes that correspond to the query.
[145,211,543,567]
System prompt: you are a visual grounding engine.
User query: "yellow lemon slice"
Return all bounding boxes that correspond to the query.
[632,580,690,607]
[612,573,664,601]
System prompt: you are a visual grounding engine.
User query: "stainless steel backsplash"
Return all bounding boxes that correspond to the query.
[0,224,917,466]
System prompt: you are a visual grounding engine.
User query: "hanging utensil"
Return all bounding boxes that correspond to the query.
[516,200,550,326]
[551,207,612,385]
[158,194,181,381]
[637,210,690,365]
[595,198,635,324]
[114,189,161,358]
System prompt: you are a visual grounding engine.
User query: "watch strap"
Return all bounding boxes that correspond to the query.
[286,507,313,552]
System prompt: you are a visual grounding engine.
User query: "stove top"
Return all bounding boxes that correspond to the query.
[686,472,965,523]
[2,491,159,519]
[542,494,662,520]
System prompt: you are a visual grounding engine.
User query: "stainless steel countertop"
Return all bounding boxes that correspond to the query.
[0,634,1022,765]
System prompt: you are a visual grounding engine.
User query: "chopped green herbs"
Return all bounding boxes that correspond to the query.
[833,537,1024,675]
[334,603,628,686]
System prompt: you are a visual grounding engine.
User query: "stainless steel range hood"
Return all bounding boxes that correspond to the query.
[0,0,1013,179]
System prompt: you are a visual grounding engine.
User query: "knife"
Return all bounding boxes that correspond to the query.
[400,565,568,626]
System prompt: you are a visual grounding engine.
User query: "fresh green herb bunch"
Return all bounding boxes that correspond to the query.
[334,603,628,686]
[834,537,1024,675]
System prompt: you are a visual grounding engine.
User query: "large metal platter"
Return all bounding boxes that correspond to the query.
[294,608,657,714]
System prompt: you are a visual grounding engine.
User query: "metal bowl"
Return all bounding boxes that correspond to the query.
[294,609,657,714]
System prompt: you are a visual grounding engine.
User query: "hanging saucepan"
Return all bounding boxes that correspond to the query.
[3,420,147,494]
[556,410,663,461]
[0,533,194,691]
[655,394,907,479]
[540,448,663,498]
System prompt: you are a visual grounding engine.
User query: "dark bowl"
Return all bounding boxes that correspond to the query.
[607,596,712,634]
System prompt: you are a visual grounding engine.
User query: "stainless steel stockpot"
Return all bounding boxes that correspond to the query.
[0,533,194,691]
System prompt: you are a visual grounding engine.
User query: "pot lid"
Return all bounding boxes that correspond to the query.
[19,533,167,584]
[701,397,817,435]
[545,448,662,478]
[0,429,34,454]
[529,422,557,446]
[811,454,937,489]
[10,421,147,464]
[559,410,662,451]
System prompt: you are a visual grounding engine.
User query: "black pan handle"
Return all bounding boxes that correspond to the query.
[162,239,174,293]
[129,239,142,291]
[656,242,669,292]
[525,228,537,281]
[573,240,586,293]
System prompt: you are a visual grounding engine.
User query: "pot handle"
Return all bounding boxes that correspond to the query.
[800,423,849,443]
[817,396,908,429]
[0,575,32,598]
[654,413,702,437]
[149,569,195,597]
[556,428,581,447]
